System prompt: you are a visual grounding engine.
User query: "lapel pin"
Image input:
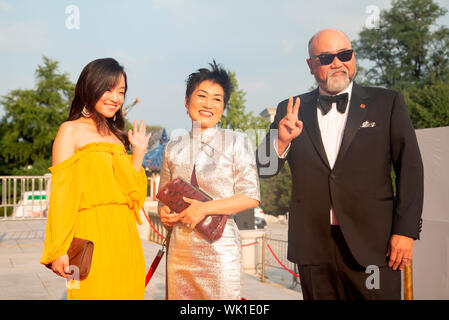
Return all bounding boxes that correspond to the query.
[360,104,366,109]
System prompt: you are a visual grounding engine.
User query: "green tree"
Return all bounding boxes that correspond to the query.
[354,0,449,129]
[0,56,74,175]
[259,162,292,216]
[354,0,449,88]
[219,71,270,147]
[403,80,449,129]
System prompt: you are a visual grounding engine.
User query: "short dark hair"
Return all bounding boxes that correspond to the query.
[185,60,232,107]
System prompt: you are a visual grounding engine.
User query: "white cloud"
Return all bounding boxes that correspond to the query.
[282,0,393,40]
[151,0,223,24]
[0,71,33,94]
[151,0,197,22]
[281,37,299,54]
[241,78,270,94]
[0,21,50,52]
[0,0,13,12]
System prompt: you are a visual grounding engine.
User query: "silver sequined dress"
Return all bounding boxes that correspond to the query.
[158,126,260,300]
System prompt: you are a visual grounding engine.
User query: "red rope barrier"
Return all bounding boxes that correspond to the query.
[141,207,298,288]
[141,207,259,248]
[267,243,300,278]
[141,207,166,287]
[141,207,166,240]
[242,241,258,247]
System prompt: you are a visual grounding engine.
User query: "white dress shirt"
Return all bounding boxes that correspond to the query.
[276,82,353,225]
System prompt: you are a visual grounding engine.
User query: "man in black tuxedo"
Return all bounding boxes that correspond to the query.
[256,29,423,299]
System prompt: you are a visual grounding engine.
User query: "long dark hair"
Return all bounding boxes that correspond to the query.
[68,58,129,149]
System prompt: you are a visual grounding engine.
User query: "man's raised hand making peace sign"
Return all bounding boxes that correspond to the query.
[277,96,303,155]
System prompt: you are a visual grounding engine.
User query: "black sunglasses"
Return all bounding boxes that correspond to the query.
[311,49,354,65]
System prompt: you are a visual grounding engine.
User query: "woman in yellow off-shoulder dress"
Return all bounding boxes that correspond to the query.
[40,58,151,300]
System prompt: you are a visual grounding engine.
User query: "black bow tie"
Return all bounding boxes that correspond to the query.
[317,93,348,115]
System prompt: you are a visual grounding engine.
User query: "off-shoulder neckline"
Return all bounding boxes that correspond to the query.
[50,142,127,172]
[75,141,125,152]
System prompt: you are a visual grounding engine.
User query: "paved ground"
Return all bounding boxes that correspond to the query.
[0,219,302,300]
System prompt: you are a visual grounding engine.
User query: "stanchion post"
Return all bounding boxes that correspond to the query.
[165,230,172,300]
[261,233,266,283]
[403,259,413,300]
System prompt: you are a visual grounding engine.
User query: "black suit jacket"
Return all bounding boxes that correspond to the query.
[256,83,424,267]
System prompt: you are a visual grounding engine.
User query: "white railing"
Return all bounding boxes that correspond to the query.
[1,175,157,221]
[0,175,51,220]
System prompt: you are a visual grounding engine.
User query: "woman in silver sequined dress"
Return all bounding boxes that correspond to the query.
[158,61,260,300]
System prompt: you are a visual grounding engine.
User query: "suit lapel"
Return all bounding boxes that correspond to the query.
[300,89,331,170]
[335,83,369,165]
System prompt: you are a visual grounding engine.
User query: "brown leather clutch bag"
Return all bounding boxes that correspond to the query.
[46,238,94,280]
[156,177,227,242]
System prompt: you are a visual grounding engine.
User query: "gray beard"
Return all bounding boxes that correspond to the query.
[326,75,350,93]
[318,67,355,94]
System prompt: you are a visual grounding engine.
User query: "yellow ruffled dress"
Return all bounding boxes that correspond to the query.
[40,142,147,300]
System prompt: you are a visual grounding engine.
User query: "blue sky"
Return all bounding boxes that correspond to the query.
[1,0,448,135]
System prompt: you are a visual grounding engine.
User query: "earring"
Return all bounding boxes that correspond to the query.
[81,106,91,118]
[113,114,116,121]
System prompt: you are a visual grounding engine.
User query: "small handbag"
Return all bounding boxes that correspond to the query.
[156,171,227,242]
[46,238,94,280]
